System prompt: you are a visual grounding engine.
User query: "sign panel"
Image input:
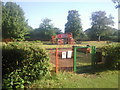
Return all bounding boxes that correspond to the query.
[67,51,72,58]
[62,52,66,59]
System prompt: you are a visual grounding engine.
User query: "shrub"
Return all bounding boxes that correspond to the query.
[2,42,51,89]
[99,44,120,69]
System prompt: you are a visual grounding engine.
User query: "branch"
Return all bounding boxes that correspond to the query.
[116,5,120,8]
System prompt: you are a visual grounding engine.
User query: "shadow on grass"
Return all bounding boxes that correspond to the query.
[76,64,115,74]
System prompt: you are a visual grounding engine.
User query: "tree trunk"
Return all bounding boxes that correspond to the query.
[98,36,101,41]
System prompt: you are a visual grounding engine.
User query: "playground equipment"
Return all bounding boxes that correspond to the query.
[51,33,75,45]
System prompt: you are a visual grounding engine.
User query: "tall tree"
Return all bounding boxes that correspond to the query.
[90,11,114,41]
[31,18,62,40]
[38,18,56,40]
[112,0,120,8]
[65,10,83,40]
[54,27,63,34]
[25,25,33,39]
[2,2,28,41]
[85,26,117,41]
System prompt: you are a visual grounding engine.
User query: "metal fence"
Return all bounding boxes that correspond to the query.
[46,46,97,73]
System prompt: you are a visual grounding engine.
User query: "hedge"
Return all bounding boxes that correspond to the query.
[2,42,51,89]
[99,43,120,69]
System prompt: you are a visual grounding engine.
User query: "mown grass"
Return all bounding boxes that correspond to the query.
[27,56,119,88]
[1,41,119,49]
[24,41,118,88]
[31,41,119,48]
[28,70,118,88]
[41,41,110,48]
[1,41,119,88]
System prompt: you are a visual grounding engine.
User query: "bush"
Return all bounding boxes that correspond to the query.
[2,42,51,89]
[99,44,120,69]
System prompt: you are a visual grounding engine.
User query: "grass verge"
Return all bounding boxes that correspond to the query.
[27,69,118,88]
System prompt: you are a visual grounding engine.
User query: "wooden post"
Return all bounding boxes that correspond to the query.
[55,48,58,73]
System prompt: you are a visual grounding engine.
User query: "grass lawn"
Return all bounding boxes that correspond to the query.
[1,41,119,49]
[28,69,118,88]
[41,41,114,48]
[36,41,119,48]
[26,40,119,88]
[2,41,119,88]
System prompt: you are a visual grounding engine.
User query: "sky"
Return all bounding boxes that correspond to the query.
[3,0,118,32]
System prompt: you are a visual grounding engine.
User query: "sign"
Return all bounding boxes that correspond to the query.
[62,52,66,59]
[67,51,72,58]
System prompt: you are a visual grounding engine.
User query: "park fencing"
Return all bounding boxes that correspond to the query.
[46,47,74,73]
[74,46,94,73]
[46,46,103,73]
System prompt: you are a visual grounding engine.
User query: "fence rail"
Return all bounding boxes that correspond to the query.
[46,46,96,73]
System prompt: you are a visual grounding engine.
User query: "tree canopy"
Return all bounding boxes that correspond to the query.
[2,2,29,41]
[85,26,117,41]
[30,18,62,40]
[89,11,114,41]
[65,10,83,40]
[112,0,120,8]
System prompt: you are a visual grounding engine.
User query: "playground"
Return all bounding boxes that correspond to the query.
[51,33,75,45]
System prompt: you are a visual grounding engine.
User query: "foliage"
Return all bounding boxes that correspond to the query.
[25,25,34,39]
[3,70,25,89]
[84,28,98,41]
[2,42,51,89]
[2,2,29,41]
[65,10,83,40]
[85,27,118,41]
[112,0,120,8]
[99,43,120,69]
[89,11,114,41]
[30,18,62,40]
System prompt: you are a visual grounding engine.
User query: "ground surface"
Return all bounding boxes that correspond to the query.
[2,41,118,88]
[29,70,118,88]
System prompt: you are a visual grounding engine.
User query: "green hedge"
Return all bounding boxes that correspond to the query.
[99,43,120,69]
[2,42,50,89]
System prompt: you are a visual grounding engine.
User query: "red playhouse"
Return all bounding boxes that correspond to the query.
[51,33,75,45]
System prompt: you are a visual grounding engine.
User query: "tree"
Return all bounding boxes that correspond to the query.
[38,18,56,40]
[108,28,119,41]
[2,2,29,41]
[90,11,114,41]
[84,28,97,40]
[54,27,63,34]
[25,25,33,39]
[112,0,120,8]
[65,10,83,40]
[85,27,119,41]
[31,18,62,40]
